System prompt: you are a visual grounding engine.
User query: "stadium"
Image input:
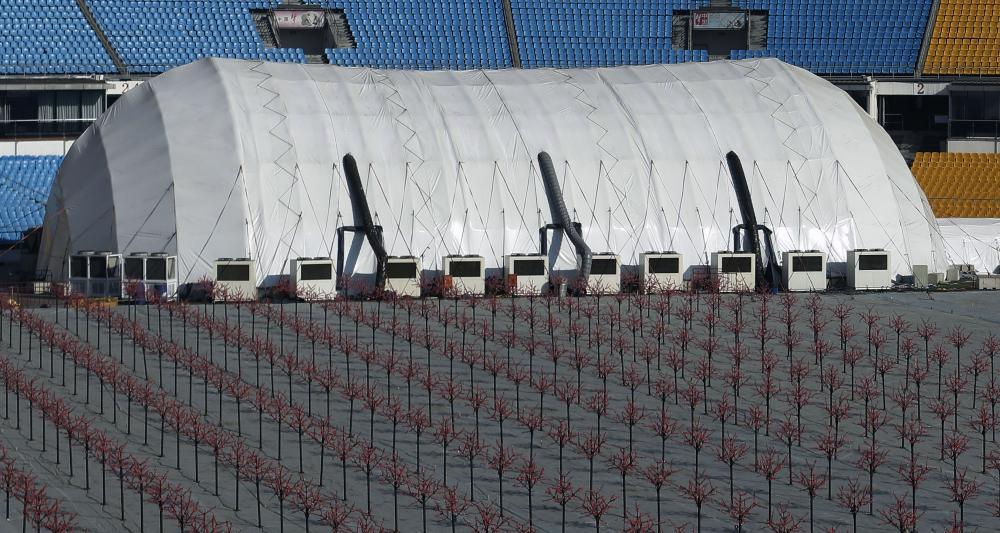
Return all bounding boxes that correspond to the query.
[0,1,1000,532]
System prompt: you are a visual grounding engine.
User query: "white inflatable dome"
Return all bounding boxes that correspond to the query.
[39,57,947,284]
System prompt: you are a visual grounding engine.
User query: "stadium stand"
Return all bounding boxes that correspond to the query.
[733,0,933,75]
[912,152,1000,218]
[317,0,513,69]
[509,1,705,68]
[0,0,942,75]
[924,0,1000,75]
[0,156,59,241]
[85,0,304,73]
[0,0,115,74]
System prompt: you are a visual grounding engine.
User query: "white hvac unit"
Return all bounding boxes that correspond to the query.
[385,256,422,297]
[442,255,485,295]
[505,254,548,295]
[291,257,336,299]
[123,252,178,300]
[946,264,977,282]
[782,250,827,292]
[587,253,621,293]
[711,252,756,292]
[214,258,258,301]
[977,275,1000,290]
[640,251,684,291]
[68,251,122,298]
[847,249,891,290]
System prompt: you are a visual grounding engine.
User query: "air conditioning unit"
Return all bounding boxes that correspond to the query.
[442,255,485,295]
[782,250,827,292]
[291,257,336,300]
[711,252,756,292]
[504,254,548,295]
[214,258,258,301]
[68,251,122,298]
[640,251,684,291]
[977,274,1000,290]
[123,252,178,300]
[847,249,890,290]
[385,256,421,297]
[587,253,621,293]
[946,263,977,282]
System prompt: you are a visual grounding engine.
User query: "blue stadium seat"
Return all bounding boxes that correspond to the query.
[316,0,512,70]
[0,156,60,241]
[734,0,932,74]
[0,1,933,76]
[0,0,115,74]
[511,0,932,74]
[86,0,305,73]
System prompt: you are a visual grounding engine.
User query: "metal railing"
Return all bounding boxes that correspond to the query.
[0,118,94,139]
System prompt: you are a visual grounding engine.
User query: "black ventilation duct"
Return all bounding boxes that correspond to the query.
[538,151,592,279]
[343,154,388,290]
[726,151,782,290]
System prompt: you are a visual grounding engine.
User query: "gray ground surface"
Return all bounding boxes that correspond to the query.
[1,290,999,532]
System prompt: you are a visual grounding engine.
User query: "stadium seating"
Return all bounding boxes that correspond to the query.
[733,0,933,75]
[0,0,942,75]
[315,1,512,69]
[911,152,1000,218]
[510,1,705,68]
[924,0,1000,75]
[0,0,115,74]
[0,155,59,241]
[85,0,304,73]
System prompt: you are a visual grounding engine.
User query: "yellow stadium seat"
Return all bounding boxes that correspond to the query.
[912,152,1000,217]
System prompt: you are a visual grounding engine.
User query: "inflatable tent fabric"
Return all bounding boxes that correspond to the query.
[39,57,949,285]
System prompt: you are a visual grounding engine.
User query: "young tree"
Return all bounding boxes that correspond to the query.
[835,479,871,533]
[768,503,805,533]
[794,461,826,533]
[714,437,748,505]
[457,433,485,500]
[241,452,269,528]
[724,490,759,533]
[487,442,518,516]
[683,420,711,478]
[878,494,919,533]
[435,485,468,533]
[616,400,646,453]
[320,499,355,533]
[579,490,616,533]
[407,407,431,475]
[265,467,296,533]
[757,447,784,520]
[775,416,800,484]
[409,470,441,533]
[352,442,382,514]
[378,454,411,532]
[946,467,982,531]
[943,432,970,483]
[575,431,607,491]
[545,474,578,533]
[896,455,930,524]
[947,326,971,370]
[989,450,1000,518]
[516,459,544,527]
[969,404,998,473]
[291,482,324,533]
[642,459,676,533]
[680,474,716,533]
[608,446,638,515]
[855,441,887,514]
[585,391,610,437]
